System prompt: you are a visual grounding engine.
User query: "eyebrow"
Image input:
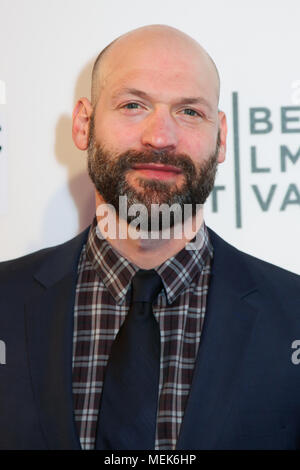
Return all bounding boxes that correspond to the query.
[111,87,213,112]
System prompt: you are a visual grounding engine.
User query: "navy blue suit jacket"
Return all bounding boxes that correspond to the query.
[0,226,300,450]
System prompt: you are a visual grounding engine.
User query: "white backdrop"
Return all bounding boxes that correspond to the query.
[0,0,299,273]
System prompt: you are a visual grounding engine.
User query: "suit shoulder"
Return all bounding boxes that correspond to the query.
[239,246,299,289]
[0,245,56,275]
[0,227,90,282]
[207,227,300,292]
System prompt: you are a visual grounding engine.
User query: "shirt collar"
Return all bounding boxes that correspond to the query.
[156,222,213,304]
[85,216,213,305]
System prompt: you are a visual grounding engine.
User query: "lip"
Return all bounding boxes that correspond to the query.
[131,163,182,174]
[132,163,182,182]
[130,163,183,182]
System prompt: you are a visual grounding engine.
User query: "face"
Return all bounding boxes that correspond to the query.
[86,31,226,227]
[88,116,220,228]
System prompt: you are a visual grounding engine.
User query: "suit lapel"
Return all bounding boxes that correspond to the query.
[24,228,89,450]
[177,229,261,449]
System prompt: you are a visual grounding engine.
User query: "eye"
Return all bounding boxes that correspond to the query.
[182,108,201,117]
[123,102,141,110]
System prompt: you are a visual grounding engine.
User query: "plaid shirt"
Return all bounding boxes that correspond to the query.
[72,216,213,450]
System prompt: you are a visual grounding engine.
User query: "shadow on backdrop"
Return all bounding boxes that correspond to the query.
[28,59,96,253]
[55,58,95,232]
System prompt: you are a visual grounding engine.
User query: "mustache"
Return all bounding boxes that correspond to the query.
[98,148,198,177]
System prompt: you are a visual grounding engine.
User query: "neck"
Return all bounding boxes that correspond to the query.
[95,192,204,269]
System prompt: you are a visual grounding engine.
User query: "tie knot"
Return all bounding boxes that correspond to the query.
[131,269,163,304]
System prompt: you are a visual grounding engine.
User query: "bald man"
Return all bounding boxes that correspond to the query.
[0,25,300,451]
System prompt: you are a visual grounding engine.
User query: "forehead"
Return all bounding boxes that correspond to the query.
[98,37,219,107]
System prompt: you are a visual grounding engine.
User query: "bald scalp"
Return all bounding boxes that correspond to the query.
[91,25,220,106]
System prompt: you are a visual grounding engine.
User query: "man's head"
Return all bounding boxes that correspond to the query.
[90,25,221,108]
[72,25,227,228]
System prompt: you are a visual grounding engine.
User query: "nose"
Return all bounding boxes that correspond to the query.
[140,107,178,152]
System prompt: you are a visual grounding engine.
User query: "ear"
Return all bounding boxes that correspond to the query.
[72,97,93,150]
[217,111,227,164]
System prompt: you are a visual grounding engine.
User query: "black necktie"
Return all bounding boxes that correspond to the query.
[96,269,163,450]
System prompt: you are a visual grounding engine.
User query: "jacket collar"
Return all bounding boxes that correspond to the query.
[33,227,90,288]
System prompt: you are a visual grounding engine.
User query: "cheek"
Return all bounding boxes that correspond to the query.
[178,136,204,160]
[95,119,140,152]
[178,131,217,161]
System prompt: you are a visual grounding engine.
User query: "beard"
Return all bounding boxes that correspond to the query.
[87,115,220,231]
